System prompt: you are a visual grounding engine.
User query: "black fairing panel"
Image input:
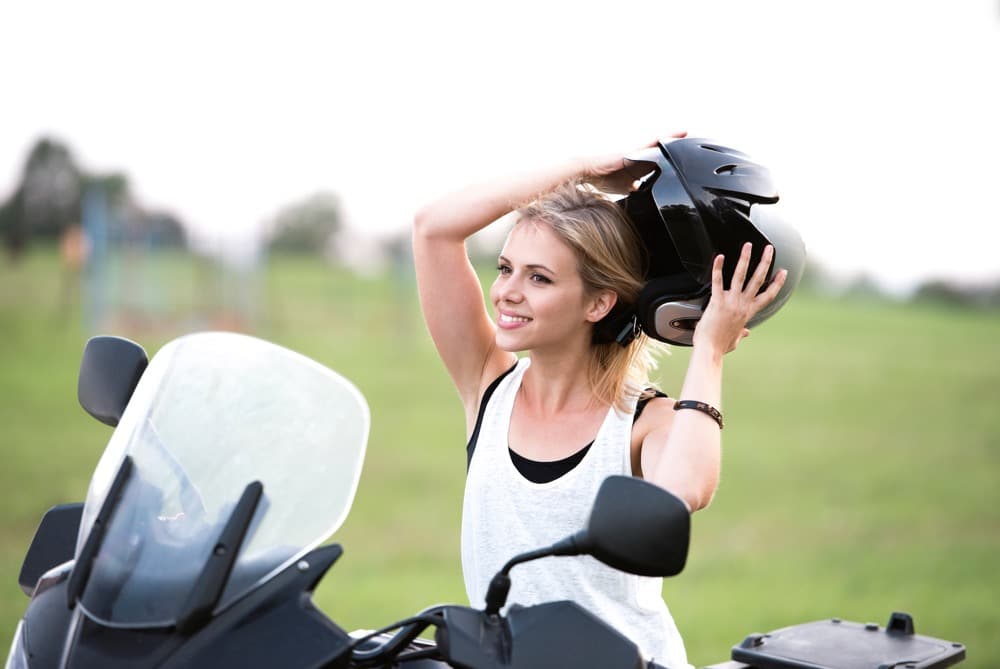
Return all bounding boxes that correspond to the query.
[22,577,76,668]
[68,617,183,668]
[19,503,83,596]
[434,606,510,668]
[20,545,351,669]
[158,544,351,669]
[161,593,349,669]
[436,602,643,669]
[507,601,643,669]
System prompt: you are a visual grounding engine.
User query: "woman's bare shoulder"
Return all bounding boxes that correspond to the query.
[462,350,519,433]
[634,395,676,434]
[629,395,674,477]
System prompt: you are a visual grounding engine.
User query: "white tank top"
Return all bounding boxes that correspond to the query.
[460,358,690,668]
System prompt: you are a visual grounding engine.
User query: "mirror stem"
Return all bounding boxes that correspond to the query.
[483,530,590,616]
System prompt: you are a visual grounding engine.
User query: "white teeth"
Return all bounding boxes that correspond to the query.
[499,313,531,324]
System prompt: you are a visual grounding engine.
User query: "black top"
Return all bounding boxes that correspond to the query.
[465,363,668,484]
[465,363,519,470]
[508,442,594,484]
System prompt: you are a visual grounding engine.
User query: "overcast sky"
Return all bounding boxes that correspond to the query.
[2,0,998,292]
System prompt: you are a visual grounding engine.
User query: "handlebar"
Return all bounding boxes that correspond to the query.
[349,606,446,666]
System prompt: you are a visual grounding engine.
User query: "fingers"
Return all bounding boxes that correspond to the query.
[585,152,627,177]
[711,253,724,296]
[714,243,786,303]
[757,267,788,305]
[745,244,775,295]
[649,132,687,144]
[640,132,687,150]
[730,242,752,292]
[703,244,787,354]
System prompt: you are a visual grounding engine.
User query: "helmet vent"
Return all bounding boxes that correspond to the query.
[719,194,753,221]
[699,143,751,159]
[714,164,738,175]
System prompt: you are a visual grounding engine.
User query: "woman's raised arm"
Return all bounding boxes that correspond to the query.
[413,135,686,424]
[640,243,788,512]
[412,159,594,417]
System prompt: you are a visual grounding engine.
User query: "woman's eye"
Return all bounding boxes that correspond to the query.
[530,273,552,284]
[497,264,512,276]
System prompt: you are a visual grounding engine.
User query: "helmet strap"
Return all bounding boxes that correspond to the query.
[613,314,641,347]
[593,302,641,347]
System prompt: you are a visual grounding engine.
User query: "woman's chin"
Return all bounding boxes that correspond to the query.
[495,330,528,353]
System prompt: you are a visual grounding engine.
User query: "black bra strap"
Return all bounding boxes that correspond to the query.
[634,389,669,422]
[466,361,519,469]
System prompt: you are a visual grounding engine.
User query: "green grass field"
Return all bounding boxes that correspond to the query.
[2,248,998,667]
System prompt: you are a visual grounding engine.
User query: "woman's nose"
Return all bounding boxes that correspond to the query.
[496,277,524,304]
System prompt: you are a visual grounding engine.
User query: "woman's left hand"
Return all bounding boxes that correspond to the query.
[693,243,788,355]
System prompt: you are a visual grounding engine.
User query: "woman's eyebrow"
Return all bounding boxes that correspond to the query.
[498,255,556,275]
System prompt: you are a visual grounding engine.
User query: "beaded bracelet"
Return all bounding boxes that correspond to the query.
[673,400,724,429]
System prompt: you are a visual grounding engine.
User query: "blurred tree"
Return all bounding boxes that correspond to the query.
[795,259,837,294]
[143,210,188,248]
[381,229,413,270]
[913,278,1000,308]
[0,194,26,259]
[267,192,342,255]
[22,139,83,238]
[1,140,192,260]
[2,137,83,258]
[842,273,885,300]
[83,173,131,211]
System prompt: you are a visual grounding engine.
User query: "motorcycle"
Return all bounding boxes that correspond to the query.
[7,333,967,669]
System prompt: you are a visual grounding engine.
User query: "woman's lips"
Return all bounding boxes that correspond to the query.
[497,312,532,329]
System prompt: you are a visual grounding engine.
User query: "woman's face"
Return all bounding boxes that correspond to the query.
[489,220,603,354]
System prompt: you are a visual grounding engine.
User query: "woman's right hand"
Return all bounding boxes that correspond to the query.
[582,132,687,192]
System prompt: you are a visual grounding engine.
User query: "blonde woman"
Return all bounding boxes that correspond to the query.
[412,139,789,667]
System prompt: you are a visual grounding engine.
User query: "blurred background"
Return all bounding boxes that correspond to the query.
[1,0,998,666]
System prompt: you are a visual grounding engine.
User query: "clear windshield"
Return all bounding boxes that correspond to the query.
[74,332,369,628]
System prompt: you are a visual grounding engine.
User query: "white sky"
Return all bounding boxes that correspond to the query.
[2,0,998,292]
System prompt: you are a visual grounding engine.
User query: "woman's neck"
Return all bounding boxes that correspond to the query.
[520,347,603,416]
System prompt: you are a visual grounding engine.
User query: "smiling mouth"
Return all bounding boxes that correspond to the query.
[498,313,532,325]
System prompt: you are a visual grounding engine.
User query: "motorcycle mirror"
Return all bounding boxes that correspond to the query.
[580,475,690,577]
[78,336,148,427]
[483,476,690,615]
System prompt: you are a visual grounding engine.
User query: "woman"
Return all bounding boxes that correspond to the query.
[412,139,789,668]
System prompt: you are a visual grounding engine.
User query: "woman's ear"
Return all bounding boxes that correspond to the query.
[586,289,618,323]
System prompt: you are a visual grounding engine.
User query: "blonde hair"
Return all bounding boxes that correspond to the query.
[516,181,666,413]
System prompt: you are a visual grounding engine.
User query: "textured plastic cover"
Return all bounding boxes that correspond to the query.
[731,617,965,669]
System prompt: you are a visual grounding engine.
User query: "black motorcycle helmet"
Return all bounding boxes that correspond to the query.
[595,137,806,346]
